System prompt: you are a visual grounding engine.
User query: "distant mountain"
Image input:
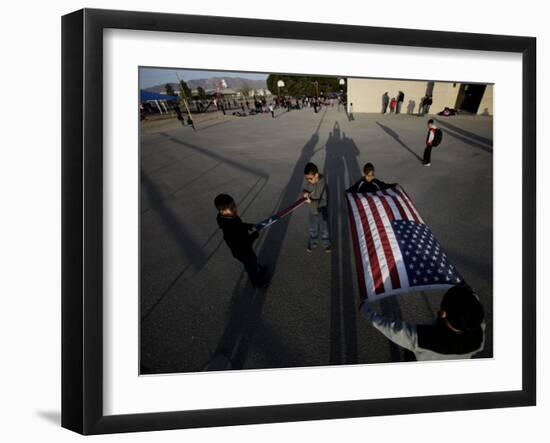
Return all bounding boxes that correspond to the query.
[145,77,267,93]
[188,77,267,91]
[145,83,179,94]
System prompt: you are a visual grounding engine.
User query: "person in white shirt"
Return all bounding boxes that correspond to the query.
[361,285,485,361]
[423,119,437,166]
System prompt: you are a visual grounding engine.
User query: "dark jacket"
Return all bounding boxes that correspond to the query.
[426,127,437,145]
[217,214,258,258]
[362,305,485,361]
[417,320,484,356]
[346,178,396,193]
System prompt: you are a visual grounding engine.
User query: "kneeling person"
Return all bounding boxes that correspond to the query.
[361,285,485,361]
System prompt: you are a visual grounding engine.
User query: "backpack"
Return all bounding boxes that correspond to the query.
[432,128,443,147]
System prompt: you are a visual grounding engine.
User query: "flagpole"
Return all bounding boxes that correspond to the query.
[175,71,195,129]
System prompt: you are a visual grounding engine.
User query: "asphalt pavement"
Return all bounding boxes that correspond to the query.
[139,105,493,374]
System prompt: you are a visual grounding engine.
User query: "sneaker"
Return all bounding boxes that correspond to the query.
[307,242,317,252]
[325,246,332,253]
[423,162,431,167]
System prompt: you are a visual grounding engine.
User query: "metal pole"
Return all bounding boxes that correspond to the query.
[175,71,194,126]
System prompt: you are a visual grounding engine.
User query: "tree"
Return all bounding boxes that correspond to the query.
[197,86,207,100]
[267,74,339,97]
[165,83,175,96]
[178,79,192,100]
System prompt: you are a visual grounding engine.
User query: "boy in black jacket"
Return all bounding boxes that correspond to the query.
[346,162,396,193]
[214,194,268,288]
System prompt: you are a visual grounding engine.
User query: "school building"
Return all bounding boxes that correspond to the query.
[346,78,493,116]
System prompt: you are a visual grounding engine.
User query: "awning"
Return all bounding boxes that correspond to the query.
[140,90,179,102]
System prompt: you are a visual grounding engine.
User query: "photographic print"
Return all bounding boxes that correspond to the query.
[62,8,535,434]
[139,68,493,375]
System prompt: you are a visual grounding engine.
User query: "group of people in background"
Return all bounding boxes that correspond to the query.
[232,95,338,118]
[381,91,433,116]
[381,91,405,114]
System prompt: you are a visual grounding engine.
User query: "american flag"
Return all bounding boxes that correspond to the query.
[254,197,307,232]
[346,185,464,301]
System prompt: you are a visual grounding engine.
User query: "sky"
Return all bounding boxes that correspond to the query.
[139,67,268,89]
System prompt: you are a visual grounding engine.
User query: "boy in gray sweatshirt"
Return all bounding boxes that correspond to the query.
[303,162,331,252]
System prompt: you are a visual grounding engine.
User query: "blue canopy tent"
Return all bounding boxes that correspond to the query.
[140,90,180,116]
[140,90,179,102]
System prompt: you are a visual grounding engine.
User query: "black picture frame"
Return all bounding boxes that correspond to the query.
[62,8,536,435]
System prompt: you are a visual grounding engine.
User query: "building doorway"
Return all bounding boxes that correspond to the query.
[455,84,486,114]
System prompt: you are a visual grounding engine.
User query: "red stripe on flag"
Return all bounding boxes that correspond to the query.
[365,195,401,291]
[377,193,395,222]
[275,197,306,218]
[398,187,423,222]
[353,194,384,295]
[393,188,419,222]
[381,190,408,220]
[346,196,367,300]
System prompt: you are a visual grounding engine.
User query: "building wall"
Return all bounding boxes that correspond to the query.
[347,79,494,115]
[430,82,461,114]
[347,78,429,114]
[477,84,493,115]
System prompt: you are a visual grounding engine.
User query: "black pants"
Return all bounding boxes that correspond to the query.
[423,144,432,163]
[236,254,264,287]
